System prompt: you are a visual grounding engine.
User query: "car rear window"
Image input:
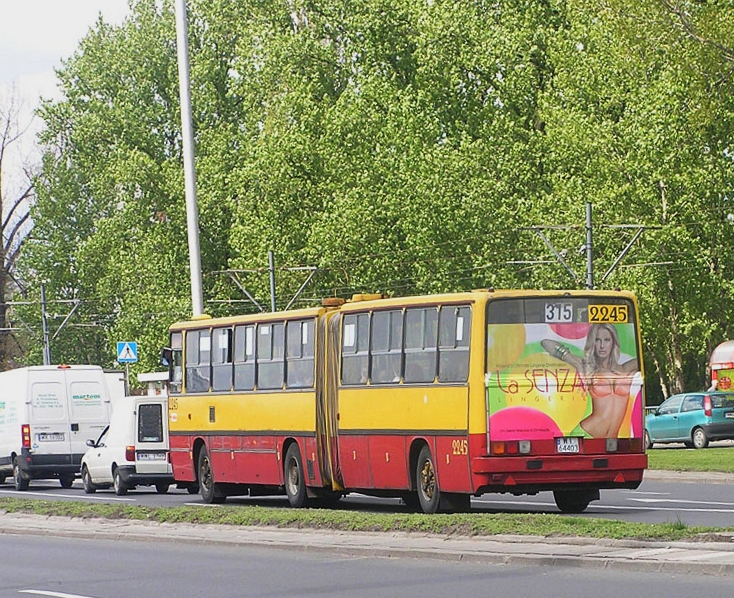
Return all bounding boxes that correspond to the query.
[711,394,734,408]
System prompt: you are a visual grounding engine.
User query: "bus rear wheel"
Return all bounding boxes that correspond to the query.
[198,448,226,504]
[416,446,441,514]
[553,489,598,514]
[284,444,310,508]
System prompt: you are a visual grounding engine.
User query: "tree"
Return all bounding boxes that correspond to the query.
[0,90,35,369]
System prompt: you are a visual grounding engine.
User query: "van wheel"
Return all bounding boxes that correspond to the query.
[81,467,96,494]
[186,484,199,495]
[113,468,128,495]
[284,444,309,508]
[13,461,29,491]
[0,475,6,484]
[553,489,597,513]
[59,475,75,489]
[198,448,226,504]
[155,483,170,494]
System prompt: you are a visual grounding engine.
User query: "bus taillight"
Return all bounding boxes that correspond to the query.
[490,440,532,455]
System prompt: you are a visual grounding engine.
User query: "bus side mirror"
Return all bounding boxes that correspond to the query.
[160,347,172,367]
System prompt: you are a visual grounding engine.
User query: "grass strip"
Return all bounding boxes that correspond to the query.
[0,497,730,543]
[647,447,734,473]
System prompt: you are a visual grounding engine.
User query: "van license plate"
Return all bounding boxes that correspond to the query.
[138,452,166,461]
[556,438,580,453]
[38,433,64,442]
[726,412,734,419]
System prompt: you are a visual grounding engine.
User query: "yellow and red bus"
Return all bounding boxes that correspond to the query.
[164,289,647,513]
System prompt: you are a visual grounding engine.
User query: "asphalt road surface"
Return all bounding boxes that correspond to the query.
[1,532,733,598]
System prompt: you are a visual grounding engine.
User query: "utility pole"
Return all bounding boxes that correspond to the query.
[585,202,594,290]
[41,284,51,365]
[174,0,204,317]
[269,250,277,312]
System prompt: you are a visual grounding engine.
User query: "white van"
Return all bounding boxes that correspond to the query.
[80,394,176,495]
[0,365,113,490]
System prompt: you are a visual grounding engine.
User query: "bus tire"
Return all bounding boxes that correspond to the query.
[284,444,309,508]
[198,448,226,504]
[553,489,598,513]
[416,445,441,514]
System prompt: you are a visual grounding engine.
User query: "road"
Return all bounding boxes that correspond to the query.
[1,532,733,598]
[1,473,733,527]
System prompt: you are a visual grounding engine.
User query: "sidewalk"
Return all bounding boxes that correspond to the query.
[1,511,734,576]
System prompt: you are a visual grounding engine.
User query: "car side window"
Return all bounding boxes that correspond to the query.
[658,396,683,415]
[681,395,703,413]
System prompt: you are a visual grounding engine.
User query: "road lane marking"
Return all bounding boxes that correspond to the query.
[20,591,98,598]
[0,490,134,502]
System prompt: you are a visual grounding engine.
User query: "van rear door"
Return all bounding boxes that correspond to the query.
[135,399,171,474]
[29,370,72,456]
[67,376,112,460]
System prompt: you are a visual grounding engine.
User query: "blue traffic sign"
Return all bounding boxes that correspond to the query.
[117,341,138,363]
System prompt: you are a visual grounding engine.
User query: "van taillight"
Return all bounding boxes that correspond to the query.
[21,424,31,448]
[704,396,713,417]
[125,446,135,461]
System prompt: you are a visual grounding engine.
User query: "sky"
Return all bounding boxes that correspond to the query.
[0,1,132,179]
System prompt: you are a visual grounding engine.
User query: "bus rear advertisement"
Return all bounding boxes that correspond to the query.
[163,289,647,513]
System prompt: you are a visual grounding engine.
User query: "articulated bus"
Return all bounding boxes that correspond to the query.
[163,289,647,513]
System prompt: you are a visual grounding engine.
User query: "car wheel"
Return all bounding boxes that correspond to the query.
[284,444,309,508]
[416,445,441,514]
[155,483,170,494]
[113,468,128,495]
[13,460,29,491]
[59,474,75,489]
[81,467,97,494]
[198,447,226,504]
[644,429,652,450]
[692,427,709,449]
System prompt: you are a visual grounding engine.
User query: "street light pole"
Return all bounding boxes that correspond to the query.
[174,0,204,317]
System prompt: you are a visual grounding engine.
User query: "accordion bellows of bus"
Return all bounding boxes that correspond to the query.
[161,289,647,514]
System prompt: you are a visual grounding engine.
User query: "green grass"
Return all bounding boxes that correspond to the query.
[647,445,734,473]
[1,497,732,543]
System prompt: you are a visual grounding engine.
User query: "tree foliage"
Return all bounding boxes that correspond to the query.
[13,0,734,399]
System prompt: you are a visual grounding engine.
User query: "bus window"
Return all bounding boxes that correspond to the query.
[212,327,233,391]
[404,307,437,383]
[257,322,285,390]
[233,324,255,390]
[341,313,369,385]
[286,319,315,388]
[185,329,211,392]
[438,306,471,382]
[371,310,403,384]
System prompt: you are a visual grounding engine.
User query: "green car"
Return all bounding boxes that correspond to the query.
[645,392,734,449]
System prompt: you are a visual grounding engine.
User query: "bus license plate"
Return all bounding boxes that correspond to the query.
[556,438,580,453]
[137,452,166,461]
[38,432,64,442]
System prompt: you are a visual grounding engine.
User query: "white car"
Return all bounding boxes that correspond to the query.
[80,395,177,495]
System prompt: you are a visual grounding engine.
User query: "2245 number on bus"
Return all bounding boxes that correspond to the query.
[588,304,628,324]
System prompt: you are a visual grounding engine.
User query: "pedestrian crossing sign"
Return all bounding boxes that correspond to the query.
[117,342,138,363]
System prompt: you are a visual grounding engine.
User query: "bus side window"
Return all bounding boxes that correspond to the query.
[371,310,403,384]
[233,324,255,390]
[212,327,233,392]
[186,329,211,392]
[438,306,471,383]
[404,307,437,383]
[257,322,285,390]
[286,319,315,388]
[341,313,369,385]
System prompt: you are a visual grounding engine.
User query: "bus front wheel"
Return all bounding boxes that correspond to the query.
[416,446,441,514]
[198,448,226,504]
